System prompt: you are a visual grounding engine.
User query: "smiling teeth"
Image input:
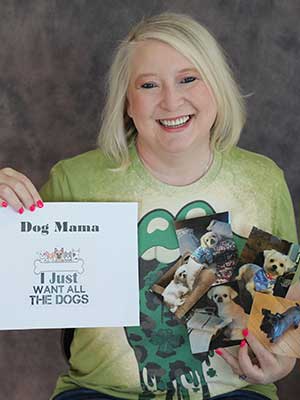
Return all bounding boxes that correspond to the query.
[159,115,190,127]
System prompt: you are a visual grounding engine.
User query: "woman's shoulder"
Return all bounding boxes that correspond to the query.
[52,148,116,176]
[41,149,120,201]
[223,146,283,178]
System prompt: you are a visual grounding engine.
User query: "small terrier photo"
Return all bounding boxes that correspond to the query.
[234,227,299,313]
[175,212,238,285]
[248,292,300,358]
[185,281,248,353]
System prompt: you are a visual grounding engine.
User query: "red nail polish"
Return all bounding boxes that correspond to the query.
[37,200,44,208]
[215,348,223,356]
[240,339,247,348]
[29,204,36,212]
[242,328,249,337]
[18,207,24,214]
[1,201,8,208]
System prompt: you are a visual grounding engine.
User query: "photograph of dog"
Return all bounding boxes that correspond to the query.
[175,212,238,285]
[237,249,295,296]
[175,212,229,255]
[234,227,299,313]
[248,292,300,358]
[151,253,216,319]
[161,264,190,313]
[185,281,249,353]
[174,259,203,293]
[152,212,232,318]
[260,304,300,343]
[207,284,248,340]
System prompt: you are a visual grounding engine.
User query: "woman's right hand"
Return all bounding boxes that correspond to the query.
[0,167,43,213]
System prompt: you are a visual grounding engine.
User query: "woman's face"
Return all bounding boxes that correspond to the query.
[126,40,217,158]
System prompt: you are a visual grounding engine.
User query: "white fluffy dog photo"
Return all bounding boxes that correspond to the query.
[180,257,207,291]
[162,266,190,313]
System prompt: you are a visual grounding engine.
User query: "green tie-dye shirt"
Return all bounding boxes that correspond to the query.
[40,144,297,400]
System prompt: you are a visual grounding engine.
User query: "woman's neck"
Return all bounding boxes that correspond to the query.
[136,141,213,186]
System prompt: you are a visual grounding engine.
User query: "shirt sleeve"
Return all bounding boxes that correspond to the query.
[39,161,73,202]
[272,169,298,243]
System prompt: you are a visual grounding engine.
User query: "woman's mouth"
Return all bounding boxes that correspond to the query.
[158,115,193,130]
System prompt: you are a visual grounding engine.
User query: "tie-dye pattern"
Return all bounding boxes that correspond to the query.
[40,144,296,400]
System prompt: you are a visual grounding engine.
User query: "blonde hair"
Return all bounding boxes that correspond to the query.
[98,12,246,167]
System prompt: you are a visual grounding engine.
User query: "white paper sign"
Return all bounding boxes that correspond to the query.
[0,202,139,330]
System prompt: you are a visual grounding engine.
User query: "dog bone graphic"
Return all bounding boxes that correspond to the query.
[34,259,84,274]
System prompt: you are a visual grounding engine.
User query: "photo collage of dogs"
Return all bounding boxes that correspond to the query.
[151,212,300,356]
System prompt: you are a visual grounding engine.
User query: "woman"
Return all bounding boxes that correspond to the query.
[0,13,297,400]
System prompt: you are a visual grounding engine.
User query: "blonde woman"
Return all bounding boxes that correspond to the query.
[0,13,297,400]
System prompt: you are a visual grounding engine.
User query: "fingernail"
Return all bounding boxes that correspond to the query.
[1,201,8,208]
[215,348,223,356]
[240,339,247,348]
[242,328,249,337]
[37,200,44,208]
[18,207,24,214]
[29,204,36,212]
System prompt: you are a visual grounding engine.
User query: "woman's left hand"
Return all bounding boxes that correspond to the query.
[216,330,296,384]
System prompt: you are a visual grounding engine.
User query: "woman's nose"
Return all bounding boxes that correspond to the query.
[160,84,184,111]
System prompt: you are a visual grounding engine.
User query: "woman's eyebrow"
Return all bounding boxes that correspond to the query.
[135,73,157,80]
[135,68,199,80]
[177,68,200,74]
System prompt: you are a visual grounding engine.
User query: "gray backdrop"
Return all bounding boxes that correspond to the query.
[0,1,299,399]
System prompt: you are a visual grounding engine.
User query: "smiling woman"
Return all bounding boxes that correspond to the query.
[99,13,245,171]
[126,40,217,184]
[0,11,297,400]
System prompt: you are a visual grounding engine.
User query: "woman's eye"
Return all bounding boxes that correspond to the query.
[140,82,157,89]
[180,76,198,84]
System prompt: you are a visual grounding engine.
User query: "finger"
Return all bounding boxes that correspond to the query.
[0,198,8,208]
[215,348,245,377]
[244,331,277,368]
[0,178,34,212]
[238,339,266,383]
[3,168,43,208]
[0,184,27,214]
[0,168,42,213]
